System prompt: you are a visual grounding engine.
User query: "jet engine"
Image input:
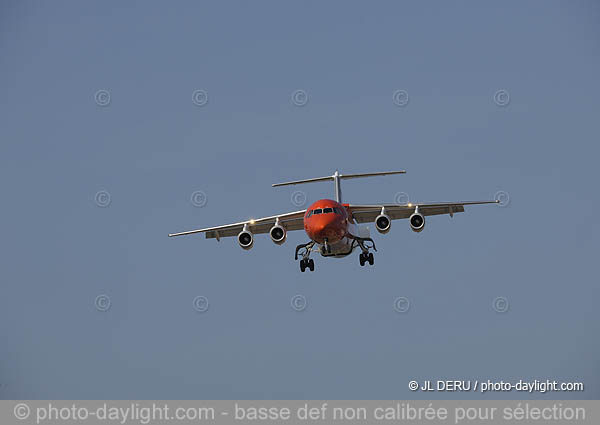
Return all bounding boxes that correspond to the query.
[237,229,254,250]
[409,212,425,233]
[375,214,392,234]
[269,224,287,245]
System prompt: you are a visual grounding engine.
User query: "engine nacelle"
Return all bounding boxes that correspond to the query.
[269,224,287,245]
[237,229,254,250]
[375,214,391,234]
[409,212,425,233]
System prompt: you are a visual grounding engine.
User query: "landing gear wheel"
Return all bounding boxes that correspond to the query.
[300,258,314,272]
[359,253,366,266]
[368,252,374,265]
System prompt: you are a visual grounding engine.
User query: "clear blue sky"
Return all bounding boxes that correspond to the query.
[1,1,599,399]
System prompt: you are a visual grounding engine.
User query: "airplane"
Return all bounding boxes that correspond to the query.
[169,170,499,272]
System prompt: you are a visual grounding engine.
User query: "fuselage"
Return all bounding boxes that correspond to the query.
[303,199,366,257]
[303,199,348,243]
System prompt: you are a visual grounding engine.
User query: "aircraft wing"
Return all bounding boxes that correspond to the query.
[168,209,307,239]
[348,200,499,223]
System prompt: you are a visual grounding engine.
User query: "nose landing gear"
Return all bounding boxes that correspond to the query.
[321,238,332,255]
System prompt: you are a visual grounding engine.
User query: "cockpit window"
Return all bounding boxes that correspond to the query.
[333,207,341,214]
[313,209,323,215]
[323,207,333,213]
[306,210,313,218]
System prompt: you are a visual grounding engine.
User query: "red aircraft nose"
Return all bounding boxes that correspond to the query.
[305,211,346,244]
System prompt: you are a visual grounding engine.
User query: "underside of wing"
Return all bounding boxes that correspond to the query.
[348,200,497,223]
[169,209,306,239]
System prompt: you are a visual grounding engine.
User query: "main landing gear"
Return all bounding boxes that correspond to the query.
[349,235,377,267]
[295,241,316,272]
[300,258,314,272]
[359,252,374,266]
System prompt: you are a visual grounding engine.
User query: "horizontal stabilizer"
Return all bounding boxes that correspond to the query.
[272,170,406,187]
[338,171,406,180]
[272,170,406,203]
[271,176,333,187]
